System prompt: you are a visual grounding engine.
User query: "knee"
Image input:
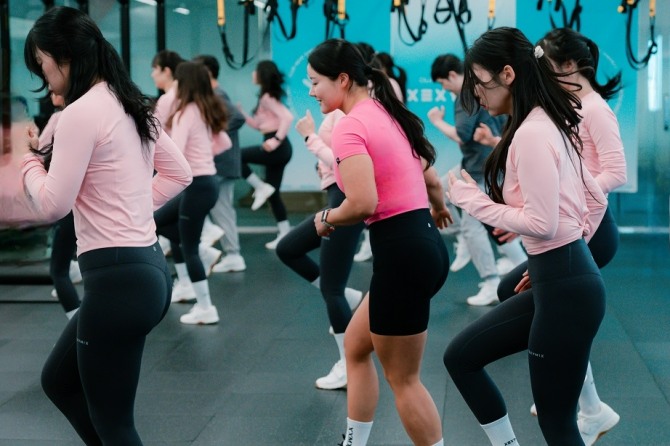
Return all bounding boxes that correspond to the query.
[443,341,463,375]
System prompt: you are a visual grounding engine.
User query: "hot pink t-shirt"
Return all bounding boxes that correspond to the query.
[22,82,192,255]
[449,107,606,254]
[579,91,627,195]
[331,98,428,225]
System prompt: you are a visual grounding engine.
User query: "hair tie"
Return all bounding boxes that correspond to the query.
[363,65,373,76]
[533,45,545,59]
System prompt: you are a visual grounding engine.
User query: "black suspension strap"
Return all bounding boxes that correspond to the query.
[324,0,348,39]
[264,0,306,42]
[434,0,470,54]
[218,0,264,70]
[619,0,658,70]
[391,0,429,46]
[537,0,582,30]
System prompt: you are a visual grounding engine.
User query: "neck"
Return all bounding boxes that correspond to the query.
[565,73,593,98]
[341,85,371,114]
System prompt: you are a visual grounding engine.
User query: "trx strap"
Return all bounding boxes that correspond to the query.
[264,0,305,42]
[392,0,429,46]
[218,0,265,70]
[619,0,657,70]
[324,0,348,39]
[537,0,582,30]
[434,0,470,54]
[487,0,495,30]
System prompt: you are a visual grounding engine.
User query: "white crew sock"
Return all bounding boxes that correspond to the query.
[191,280,212,309]
[277,220,291,235]
[578,362,602,415]
[497,238,527,265]
[333,332,345,361]
[343,418,373,446]
[246,172,265,189]
[344,287,363,310]
[65,308,79,320]
[481,414,519,446]
[431,440,444,446]
[175,263,191,284]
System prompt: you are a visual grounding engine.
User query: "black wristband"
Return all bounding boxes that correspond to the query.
[304,135,310,143]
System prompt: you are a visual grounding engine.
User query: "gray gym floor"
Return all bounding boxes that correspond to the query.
[0,211,668,445]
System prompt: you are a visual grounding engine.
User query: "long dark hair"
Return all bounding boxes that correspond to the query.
[539,27,622,101]
[308,39,435,167]
[374,52,407,98]
[461,27,582,203]
[168,61,228,133]
[24,6,159,158]
[255,60,286,101]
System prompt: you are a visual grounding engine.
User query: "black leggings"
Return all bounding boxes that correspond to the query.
[368,209,449,336]
[498,206,619,302]
[275,185,365,333]
[41,242,171,445]
[241,133,292,222]
[50,211,81,312]
[155,175,219,283]
[444,239,606,445]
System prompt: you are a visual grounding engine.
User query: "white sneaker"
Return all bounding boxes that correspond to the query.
[212,254,247,273]
[265,231,288,250]
[578,402,620,446]
[496,257,516,275]
[199,245,222,277]
[158,235,172,256]
[530,403,537,416]
[315,359,347,390]
[51,288,58,299]
[466,278,500,306]
[251,183,276,211]
[179,304,220,325]
[69,261,82,284]
[171,279,196,303]
[353,238,372,262]
[450,234,471,272]
[200,220,225,247]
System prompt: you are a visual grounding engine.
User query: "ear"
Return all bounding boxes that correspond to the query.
[562,59,576,72]
[338,72,350,89]
[500,65,515,87]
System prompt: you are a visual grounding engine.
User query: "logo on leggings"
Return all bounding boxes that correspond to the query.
[528,350,544,359]
[76,338,89,346]
[504,438,517,445]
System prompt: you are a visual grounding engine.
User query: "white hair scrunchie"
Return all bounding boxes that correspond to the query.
[534,45,545,59]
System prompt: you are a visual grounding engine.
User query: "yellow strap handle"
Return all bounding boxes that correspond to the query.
[338,0,346,20]
[217,0,225,26]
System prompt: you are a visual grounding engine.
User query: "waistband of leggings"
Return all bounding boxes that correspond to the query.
[78,241,166,272]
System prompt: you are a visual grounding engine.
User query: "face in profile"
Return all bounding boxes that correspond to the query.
[151,65,168,90]
[471,64,512,116]
[35,49,70,97]
[307,64,342,114]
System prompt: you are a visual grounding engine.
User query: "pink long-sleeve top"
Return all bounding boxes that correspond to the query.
[305,110,345,190]
[22,82,192,255]
[448,107,606,255]
[154,84,177,132]
[332,98,428,225]
[579,91,627,194]
[170,103,217,177]
[244,93,294,150]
